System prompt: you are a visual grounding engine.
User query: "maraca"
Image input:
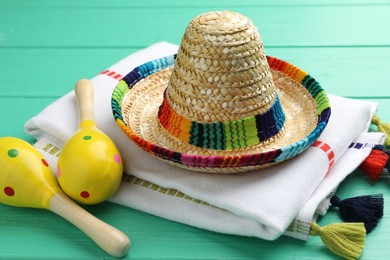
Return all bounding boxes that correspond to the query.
[0,137,130,257]
[57,79,123,205]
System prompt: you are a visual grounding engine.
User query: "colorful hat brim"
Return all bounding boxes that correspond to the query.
[112,55,331,173]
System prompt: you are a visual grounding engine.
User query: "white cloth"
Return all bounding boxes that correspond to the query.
[25,42,384,240]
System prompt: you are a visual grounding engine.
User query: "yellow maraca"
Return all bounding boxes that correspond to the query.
[0,137,130,257]
[57,79,123,205]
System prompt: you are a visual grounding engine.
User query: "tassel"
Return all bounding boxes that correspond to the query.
[310,222,366,260]
[330,194,384,233]
[359,145,389,181]
[383,147,390,172]
[371,115,390,147]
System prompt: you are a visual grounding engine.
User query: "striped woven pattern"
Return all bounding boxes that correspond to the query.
[158,92,285,150]
[111,54,331,172]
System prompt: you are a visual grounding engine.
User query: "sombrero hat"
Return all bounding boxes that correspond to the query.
[112,11,331,173]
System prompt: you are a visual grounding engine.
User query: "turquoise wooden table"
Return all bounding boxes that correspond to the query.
[1,0,390,259]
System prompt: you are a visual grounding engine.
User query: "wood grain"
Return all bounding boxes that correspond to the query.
[0,5,389,48]
[0,0,389,259]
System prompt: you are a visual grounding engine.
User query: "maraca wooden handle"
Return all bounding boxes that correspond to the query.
[49,192,130,257]
[75,79,96,123]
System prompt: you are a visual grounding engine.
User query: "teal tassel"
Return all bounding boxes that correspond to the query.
[331,194,384,233]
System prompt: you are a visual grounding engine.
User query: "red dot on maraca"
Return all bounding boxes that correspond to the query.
[4,187,15,197]
[80,191,90,198]
[41,158,49,167]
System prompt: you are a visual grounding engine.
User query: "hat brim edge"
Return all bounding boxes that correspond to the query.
[111,55,331,173]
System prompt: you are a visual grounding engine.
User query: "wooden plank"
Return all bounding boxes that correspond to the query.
[0,97,56,141]
[1,1,390,259]
[0,48,136,97]
[0,202,316,260]
[1,47,389,98]
[0,6,389,48]
[266,47,390,99]
[1,0,390,8]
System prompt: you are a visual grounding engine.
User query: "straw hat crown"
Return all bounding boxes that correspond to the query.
[113,10,330,172]
[158,11,286,151]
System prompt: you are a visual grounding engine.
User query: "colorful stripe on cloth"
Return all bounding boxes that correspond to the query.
[100,69,123,80]
[312,141,335,170]
[111,55,331,170]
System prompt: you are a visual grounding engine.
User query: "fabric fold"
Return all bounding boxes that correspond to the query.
[25,42,384,241]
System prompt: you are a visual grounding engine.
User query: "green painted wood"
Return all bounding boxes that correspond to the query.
[1,0,390,259]
[1,5,390,48]
[0,202,323,260]
[0,48,136,97]
[0,98,56,141]
[2,0,390,8]
[1,47,390,98]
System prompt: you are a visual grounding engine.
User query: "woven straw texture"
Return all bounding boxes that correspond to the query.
[111,11,331,173]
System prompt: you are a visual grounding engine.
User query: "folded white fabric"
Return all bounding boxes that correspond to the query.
[25,42,384,241]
